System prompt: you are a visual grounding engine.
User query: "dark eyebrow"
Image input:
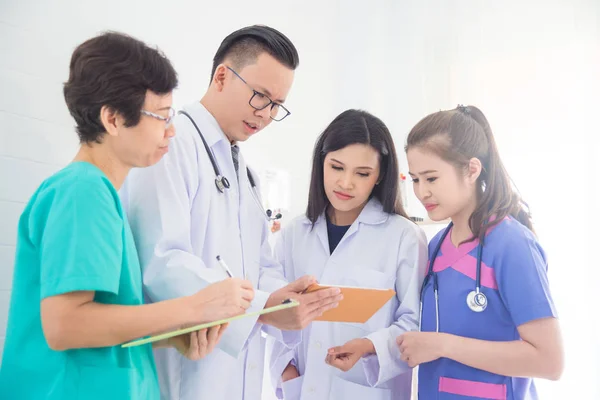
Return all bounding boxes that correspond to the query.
[330,159,374,170]
[408,169,438,176]
[255,86,285,104]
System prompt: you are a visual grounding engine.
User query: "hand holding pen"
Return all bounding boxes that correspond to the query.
[182,256,254,324]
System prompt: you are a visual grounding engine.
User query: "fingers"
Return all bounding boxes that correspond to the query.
[325,354,352,371]
[396,335,404,346]
[197,328,208,358]
[239,279,254,291]
[206,326,221,354]
[327,346,345,356]
[306,295,341,316]
[286,275,318,293]
[241,287,255,302]
[240,299,252,311]
[303,288,342,307]
[187,331,200,359]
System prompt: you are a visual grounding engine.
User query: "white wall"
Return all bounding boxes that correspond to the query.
[1,0,599,398]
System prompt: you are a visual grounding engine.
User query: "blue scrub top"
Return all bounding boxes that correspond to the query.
[419,217,557,400]
[0,162,159,400]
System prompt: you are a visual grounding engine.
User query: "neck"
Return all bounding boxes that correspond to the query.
[73,142,130,190]
[328,202,366,226]
[450,198,478,246]
[200,94,233,142]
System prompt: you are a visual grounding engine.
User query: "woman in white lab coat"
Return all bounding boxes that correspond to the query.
[270,109,428,400]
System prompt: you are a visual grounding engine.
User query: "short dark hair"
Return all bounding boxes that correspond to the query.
[63,31,178,144]
[210,25,299,82]
[306,109,408,225]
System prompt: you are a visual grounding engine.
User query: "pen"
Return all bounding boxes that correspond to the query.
[216,255,234,278]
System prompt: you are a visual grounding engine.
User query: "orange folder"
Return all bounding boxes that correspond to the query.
[305,283,395,323]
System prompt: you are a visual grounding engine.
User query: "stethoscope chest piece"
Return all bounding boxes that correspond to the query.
[467,290,488,312]
[215,175,230,193]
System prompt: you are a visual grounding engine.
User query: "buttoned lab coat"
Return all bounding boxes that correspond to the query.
[270,199,428,400]
[121,102,294,400]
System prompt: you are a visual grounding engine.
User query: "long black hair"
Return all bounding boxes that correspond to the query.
[306,109,408,224]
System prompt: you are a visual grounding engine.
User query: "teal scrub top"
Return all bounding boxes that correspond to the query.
[0,162,159,400]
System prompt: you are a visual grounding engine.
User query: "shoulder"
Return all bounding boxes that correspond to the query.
[281,214,312,236]
[385,214,426,241]
[428,224,451,256]
[488,217,541,252]
[37,163,118,208]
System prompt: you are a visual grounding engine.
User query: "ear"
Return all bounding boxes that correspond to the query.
[99,105,120,138]
[466,157,482,184]
[212,64,228,92]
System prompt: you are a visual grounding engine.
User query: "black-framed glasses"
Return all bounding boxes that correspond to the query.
[226,66,291,122]
[140,107,176,128]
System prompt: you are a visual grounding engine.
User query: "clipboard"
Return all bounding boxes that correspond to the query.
[122,299,299,348]
[305,283,395,323]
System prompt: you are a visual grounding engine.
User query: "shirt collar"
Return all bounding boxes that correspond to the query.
[181,102,229,148]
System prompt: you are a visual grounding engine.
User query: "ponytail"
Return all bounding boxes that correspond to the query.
[406,105,534,242]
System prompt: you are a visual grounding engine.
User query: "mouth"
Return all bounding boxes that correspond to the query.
[424,203,438,211]
[333,191,354,201]
[243,120,261,134]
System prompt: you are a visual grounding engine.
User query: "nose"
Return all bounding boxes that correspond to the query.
[415,182,430,201]
[338,171,354,189]
[165,123,176,139]
[254,105,272,122]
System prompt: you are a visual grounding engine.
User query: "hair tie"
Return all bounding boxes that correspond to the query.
[457,104,471,115]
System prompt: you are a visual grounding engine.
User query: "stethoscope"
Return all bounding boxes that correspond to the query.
[179,111,282,222]
[419,222,487,332]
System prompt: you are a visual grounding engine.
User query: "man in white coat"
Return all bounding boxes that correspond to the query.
[120,25,342,399]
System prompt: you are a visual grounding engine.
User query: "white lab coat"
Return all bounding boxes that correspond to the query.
[120,101,294,400]
[269,199,428,400]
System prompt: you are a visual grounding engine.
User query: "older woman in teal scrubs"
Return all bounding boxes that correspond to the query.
[0,32,254,400]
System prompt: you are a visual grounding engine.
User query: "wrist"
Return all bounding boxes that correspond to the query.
[438,333,454,359]
[180,295,201,326]
[360,338,376,356]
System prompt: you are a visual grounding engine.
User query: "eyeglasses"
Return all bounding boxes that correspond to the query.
[140,107,176,128]
[226,66,291,122]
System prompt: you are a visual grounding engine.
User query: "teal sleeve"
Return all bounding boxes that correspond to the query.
[37,178,124,299]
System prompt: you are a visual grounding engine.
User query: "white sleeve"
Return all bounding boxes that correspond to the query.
[268,225,302,398]
[121,121,268,358]
[361,225,428,386]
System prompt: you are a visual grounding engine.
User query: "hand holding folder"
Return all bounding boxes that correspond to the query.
[304,283,395,323]
[122,299,299,348]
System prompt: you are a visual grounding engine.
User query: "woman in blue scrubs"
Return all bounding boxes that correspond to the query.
[400,105,564,399]
[0,32,254,400]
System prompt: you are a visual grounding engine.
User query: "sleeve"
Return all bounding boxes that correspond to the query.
[268,225,301,398]
[119,120,267,358]
[496,227,557,327]
[37,179,123,299]
[361,224,429,386]
[248,171,299,347]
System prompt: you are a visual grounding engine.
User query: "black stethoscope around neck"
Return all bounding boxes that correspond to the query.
[419,222,488,332]
[179,110,282,222]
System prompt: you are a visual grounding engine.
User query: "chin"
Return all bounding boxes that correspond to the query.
[329,199,359,214]
[426,208,450,222]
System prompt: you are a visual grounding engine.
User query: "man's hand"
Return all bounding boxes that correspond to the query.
[259,275,342,330]
[325,338,375,372]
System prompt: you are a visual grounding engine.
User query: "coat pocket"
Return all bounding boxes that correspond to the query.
[281,374,304,400]
[330,374,393,400]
